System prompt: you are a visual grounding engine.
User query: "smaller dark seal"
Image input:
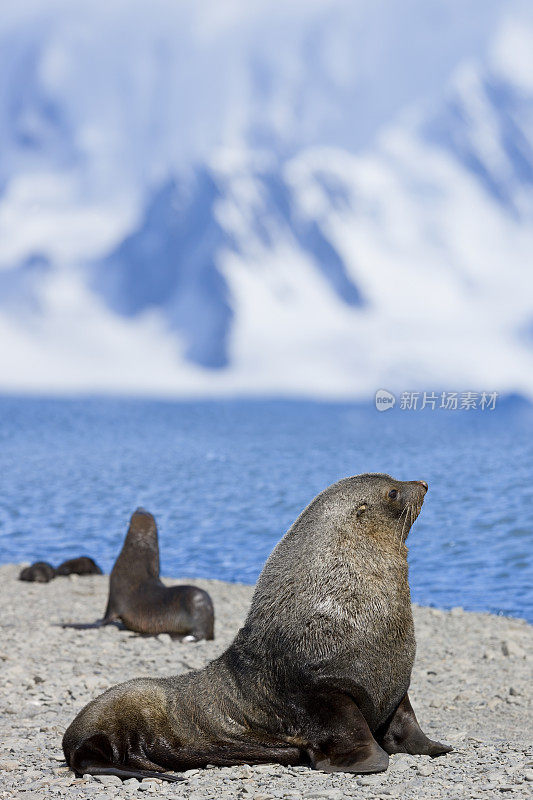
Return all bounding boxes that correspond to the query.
[102,508,214,641]
[19,562,56,583]
[56,557,103,576]
[19,556,102,582]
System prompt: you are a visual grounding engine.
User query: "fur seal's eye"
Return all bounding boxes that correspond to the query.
[388,489,398,500]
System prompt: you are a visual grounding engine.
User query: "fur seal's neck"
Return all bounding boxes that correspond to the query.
[337,523,410,569]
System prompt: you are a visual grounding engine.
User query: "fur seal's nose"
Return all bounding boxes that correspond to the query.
[417,481,428,492]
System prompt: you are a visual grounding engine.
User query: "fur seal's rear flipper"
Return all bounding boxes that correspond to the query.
[65,724,301,779]
[66,730,183,781]
[60,620,122,631]
[377,694,453,757]
[72,764,183,782]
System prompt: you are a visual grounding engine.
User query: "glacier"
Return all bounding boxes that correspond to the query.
[0,0,532,397]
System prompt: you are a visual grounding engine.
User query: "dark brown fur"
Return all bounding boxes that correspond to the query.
[19,561,56,583]
[63,475,451,781]
[19,557,102,582]
[56,557,103,576]
[101,508,214,641]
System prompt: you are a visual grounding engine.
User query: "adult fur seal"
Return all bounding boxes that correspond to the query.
[19,561,56,583]
[101,508,214,641]
[63,475,451,781]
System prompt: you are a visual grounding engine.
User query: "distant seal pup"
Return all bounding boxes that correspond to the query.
[56,557,103,576]
[19,561,56,583]
[101,508,214,641]
[19,557,102,582]
[63,475,451,781]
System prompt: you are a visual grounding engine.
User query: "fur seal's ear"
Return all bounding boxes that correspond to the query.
[355,503,367,518]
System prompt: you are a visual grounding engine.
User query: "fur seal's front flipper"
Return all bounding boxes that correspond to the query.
[306,690,389,774]
[377,694,452,757]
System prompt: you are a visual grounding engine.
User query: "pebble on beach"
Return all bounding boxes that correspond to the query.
[0,563,531,800]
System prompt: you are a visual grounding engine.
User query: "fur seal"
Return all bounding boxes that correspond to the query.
[63,475,451,781]
[56,557,103,576]
[19,557,102,582]
[100,508,214,641]
[19,561,56,583]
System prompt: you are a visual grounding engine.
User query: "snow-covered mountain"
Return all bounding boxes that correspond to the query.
[0,0,532,398]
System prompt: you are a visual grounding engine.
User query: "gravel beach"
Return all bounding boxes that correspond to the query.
[0,563,531,799]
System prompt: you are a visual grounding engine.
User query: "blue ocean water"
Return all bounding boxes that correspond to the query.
[0,396,531,621]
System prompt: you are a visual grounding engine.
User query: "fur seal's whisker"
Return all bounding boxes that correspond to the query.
[403,503,412,544]
[409,503,415,534]
[396,504,410,550]
[397,504,408,552]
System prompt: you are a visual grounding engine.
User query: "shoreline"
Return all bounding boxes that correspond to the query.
[9,560,532,626]
[0,563,531,798]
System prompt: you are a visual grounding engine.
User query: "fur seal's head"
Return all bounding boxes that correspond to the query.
[332,473,428,546]
[126,508,158,545]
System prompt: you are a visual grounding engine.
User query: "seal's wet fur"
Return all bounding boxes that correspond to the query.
[63,475,451,781]
[102,508,214,641]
